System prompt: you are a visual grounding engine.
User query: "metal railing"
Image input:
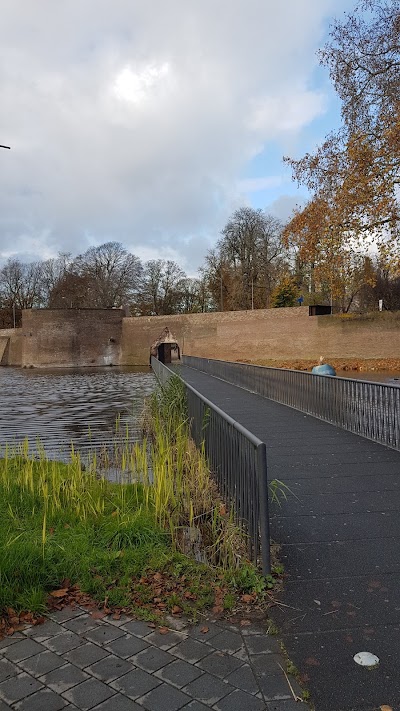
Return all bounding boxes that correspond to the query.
[151,357,270,574]
[183,355,400,451]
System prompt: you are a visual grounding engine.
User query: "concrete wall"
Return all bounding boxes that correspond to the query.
[2,307,400,368]
[21,309,124,368]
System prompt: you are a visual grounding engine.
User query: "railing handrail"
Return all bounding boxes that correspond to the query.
[151,356,271,574]
[151,357,264,448]
[185,354,399,392]
[182,354,400,451]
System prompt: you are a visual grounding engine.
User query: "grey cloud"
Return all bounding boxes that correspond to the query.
[0,0,353,270]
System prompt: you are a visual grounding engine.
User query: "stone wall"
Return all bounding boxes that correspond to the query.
[21,309,124,368]
[2,308,400,368]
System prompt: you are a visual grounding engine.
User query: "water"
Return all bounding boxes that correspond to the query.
[0,366,155,461]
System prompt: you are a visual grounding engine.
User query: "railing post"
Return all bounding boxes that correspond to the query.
[257,443,271,575]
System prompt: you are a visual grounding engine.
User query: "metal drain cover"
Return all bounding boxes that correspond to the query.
[354,651,379,668]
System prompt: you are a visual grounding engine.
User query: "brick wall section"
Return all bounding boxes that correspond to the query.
[2,308,400,368]
[121,308,400,365]
[121,307,314,364]
[21,309,124,368]
[0,329,23,366]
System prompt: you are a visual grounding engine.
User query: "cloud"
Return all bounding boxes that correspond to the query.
[0,0,353,273]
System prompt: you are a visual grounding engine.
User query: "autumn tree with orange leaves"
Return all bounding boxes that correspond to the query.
[284,0,400,309]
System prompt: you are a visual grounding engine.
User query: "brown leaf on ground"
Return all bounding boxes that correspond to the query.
[50,589,69,598]
[171,606,182,615]
[158,627,169,635]
[6,628,14,636]
[241,594,255,604]
[380,706,393,711]
[240,619,252,626]
[112,612,121,621]
[91,610,107,620]
[212,605,224,614]
[200,626,209,634]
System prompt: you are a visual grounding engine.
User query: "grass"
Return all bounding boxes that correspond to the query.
[0,377,275,622]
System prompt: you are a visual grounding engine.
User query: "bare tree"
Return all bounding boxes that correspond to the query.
[73,242,142,307]
[0,258,44,309]
[135,259,187,315]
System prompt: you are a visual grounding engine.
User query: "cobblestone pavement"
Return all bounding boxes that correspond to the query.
[0,607,307,711]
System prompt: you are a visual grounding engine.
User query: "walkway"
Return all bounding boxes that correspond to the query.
[173,364,400,711]
[0,606,302,711]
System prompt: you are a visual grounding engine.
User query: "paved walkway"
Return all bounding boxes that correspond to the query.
[174,364,400,711]
[0,607,303,711]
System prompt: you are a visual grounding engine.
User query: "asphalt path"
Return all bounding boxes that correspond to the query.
[173,363,400,711]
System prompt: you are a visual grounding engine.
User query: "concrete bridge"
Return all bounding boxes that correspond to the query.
[160,356,400,711]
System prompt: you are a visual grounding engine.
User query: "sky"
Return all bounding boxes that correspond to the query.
[0,0,356,275]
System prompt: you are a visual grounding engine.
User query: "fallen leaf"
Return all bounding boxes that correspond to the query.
[91,610,107,620]
[6,627,14,636]
[212,605,223,614]
[380,706,393,711]
[241,594,255,604]
[112,613,121,621]
[200,626,209,634]
[50,589,68,598]
[171,606,182,615]
[158,627,169,635]
[240,619,251,627]
[153,572,163,582]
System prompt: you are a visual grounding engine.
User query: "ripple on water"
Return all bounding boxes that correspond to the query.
[0,366,155,461]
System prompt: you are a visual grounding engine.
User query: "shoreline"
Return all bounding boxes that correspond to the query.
[239,358,400,373]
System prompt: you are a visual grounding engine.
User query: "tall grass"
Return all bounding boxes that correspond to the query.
[0,376,252,615]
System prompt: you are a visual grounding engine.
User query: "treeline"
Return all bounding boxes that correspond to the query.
[1,209,400,326]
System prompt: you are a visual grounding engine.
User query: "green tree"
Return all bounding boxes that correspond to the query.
[271,276,298,308]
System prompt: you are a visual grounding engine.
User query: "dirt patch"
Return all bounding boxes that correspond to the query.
[238,358,400,373]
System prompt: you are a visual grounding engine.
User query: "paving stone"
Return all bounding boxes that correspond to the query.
[14,687,67,711]
[48,607,84,623]
[84,625,125,646]
[62,678,115,710]
[237,624,266,637]
[168,639,210,664]
[256,673,292,702]
[103,614,132,628]
[0,672,44,704]
[111,668,161,699]
[138,682,191,711]
[145,630,186,650]
[251,654,285,677]
[0,659,20,683]
[164,616,188,632]
[186,622,222,642]
[64,643,109,669]
[43,632,84,654]
[2,637,44,663]
[213,688,266,711]
[266,701,307,711]
[63,614,102,635]
[0,635,25,651]
[120,620,154,638]
[91,692,142,710]
[154,659,203,688]
[196,651,243,679]
[0,702,12,710]
[225,663,260,695]
[105,634,149,659]
[183,673,235,705]
[23,620,64,641]
[41,662,89,693]
[86,654,133,682]
[18,650,65,676]
[179,702,209,711]
[209,630,244,654]
[245,636,281,656]
[131,646,173,673]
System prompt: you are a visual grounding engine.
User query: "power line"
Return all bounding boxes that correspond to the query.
[0,144,10,149]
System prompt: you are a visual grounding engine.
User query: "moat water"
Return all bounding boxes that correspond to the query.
[0,366,155,461]
[0,365,398,462]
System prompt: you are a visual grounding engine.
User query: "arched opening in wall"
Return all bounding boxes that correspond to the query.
[150,328,181,365]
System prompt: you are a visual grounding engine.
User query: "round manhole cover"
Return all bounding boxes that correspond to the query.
[353,652,379,668]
